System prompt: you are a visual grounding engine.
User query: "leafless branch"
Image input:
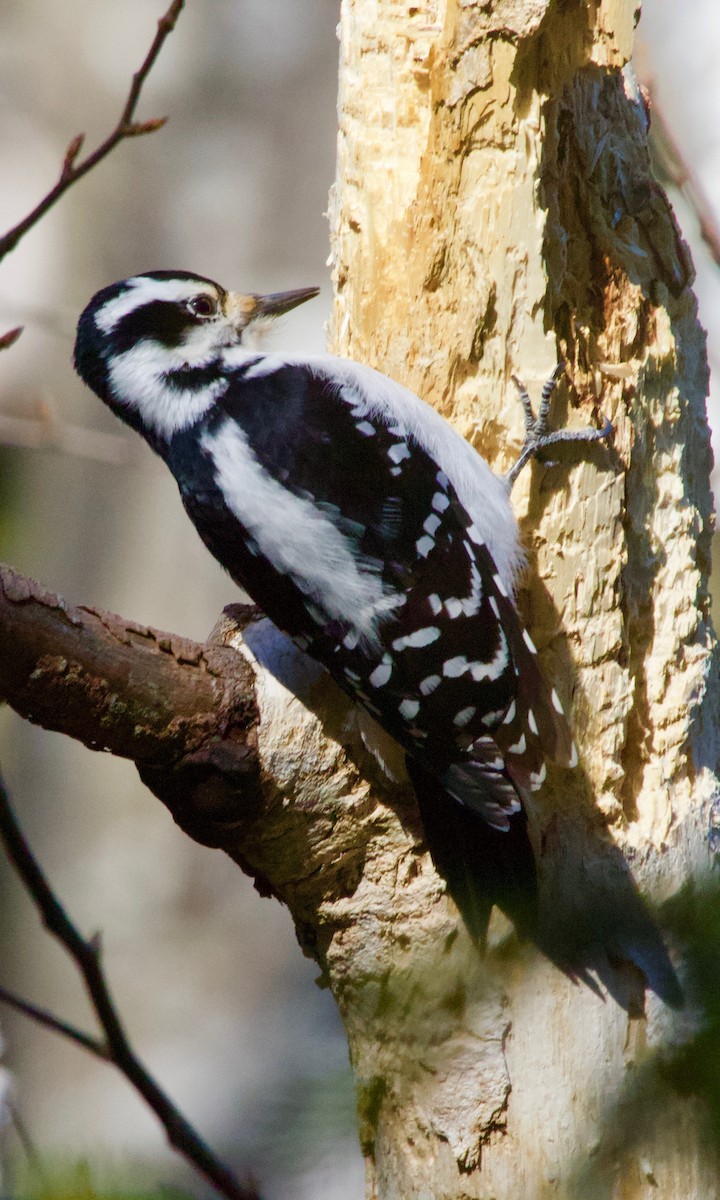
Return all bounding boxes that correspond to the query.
[8,1101,45,1178]
[0,561,258,769]
[0,771,262,1200]
[0,984,107,1060]
[0,0,185,264]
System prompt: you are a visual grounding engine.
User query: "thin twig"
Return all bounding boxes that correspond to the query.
[0,985,108,1060]
[8,1100,47,1179]
[0,771,261,1200]
[0,327,23,352]
[0,0,185,264]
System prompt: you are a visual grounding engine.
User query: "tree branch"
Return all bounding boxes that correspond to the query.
[0,984,108,1060]
[0,562,267,856]
[0,773,261,1200]
[0,562,256,766]
[0,0,185,264]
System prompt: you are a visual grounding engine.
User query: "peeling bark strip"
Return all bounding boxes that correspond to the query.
[329,1,720,1197]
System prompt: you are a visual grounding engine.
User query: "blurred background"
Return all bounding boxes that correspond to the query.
[0,2,718,1197]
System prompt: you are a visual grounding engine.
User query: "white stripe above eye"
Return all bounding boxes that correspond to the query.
[96,276,219,333]
[204,419,392,642]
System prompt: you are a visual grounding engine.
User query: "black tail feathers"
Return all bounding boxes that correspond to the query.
[407,758,684,1010]
[406,758,538,945]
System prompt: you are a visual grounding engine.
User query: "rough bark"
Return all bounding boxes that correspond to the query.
[322,0,720,1197]
[0,565,257,766]
[0,566,264,852]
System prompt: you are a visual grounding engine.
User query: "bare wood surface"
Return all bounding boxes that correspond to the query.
[326,1,720,1197]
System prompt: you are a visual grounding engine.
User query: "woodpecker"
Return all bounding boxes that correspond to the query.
[74,271,610,940]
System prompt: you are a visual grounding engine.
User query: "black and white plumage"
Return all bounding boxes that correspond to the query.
[74,270,604,938]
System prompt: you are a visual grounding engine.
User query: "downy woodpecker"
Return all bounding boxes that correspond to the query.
[74,271,610,938]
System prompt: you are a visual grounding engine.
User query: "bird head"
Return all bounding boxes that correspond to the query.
[74,270,319,442]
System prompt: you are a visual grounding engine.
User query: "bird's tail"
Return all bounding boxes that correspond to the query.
[408,760,685,1011]
[406,757,537,945]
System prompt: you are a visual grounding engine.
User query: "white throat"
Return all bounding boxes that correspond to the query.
[107,340,226,439]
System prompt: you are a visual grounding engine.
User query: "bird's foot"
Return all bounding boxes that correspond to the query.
[505,363,612,489]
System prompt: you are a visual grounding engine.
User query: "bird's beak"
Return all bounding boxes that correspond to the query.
[251,286,320,317]
[224,286,320,334]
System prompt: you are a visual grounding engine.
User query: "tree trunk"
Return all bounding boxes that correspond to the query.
[317,0,720,1196]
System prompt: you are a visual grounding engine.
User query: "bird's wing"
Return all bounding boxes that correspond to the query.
[214,359,574,814]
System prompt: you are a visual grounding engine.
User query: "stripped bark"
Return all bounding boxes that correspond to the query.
[324,0,720,1197]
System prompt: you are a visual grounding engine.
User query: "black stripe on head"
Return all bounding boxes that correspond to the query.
[75,271,222,387]
[110,299,195,353]
[104,272,225,353]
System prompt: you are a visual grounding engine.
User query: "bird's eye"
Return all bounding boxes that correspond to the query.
[187,295,217,319]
